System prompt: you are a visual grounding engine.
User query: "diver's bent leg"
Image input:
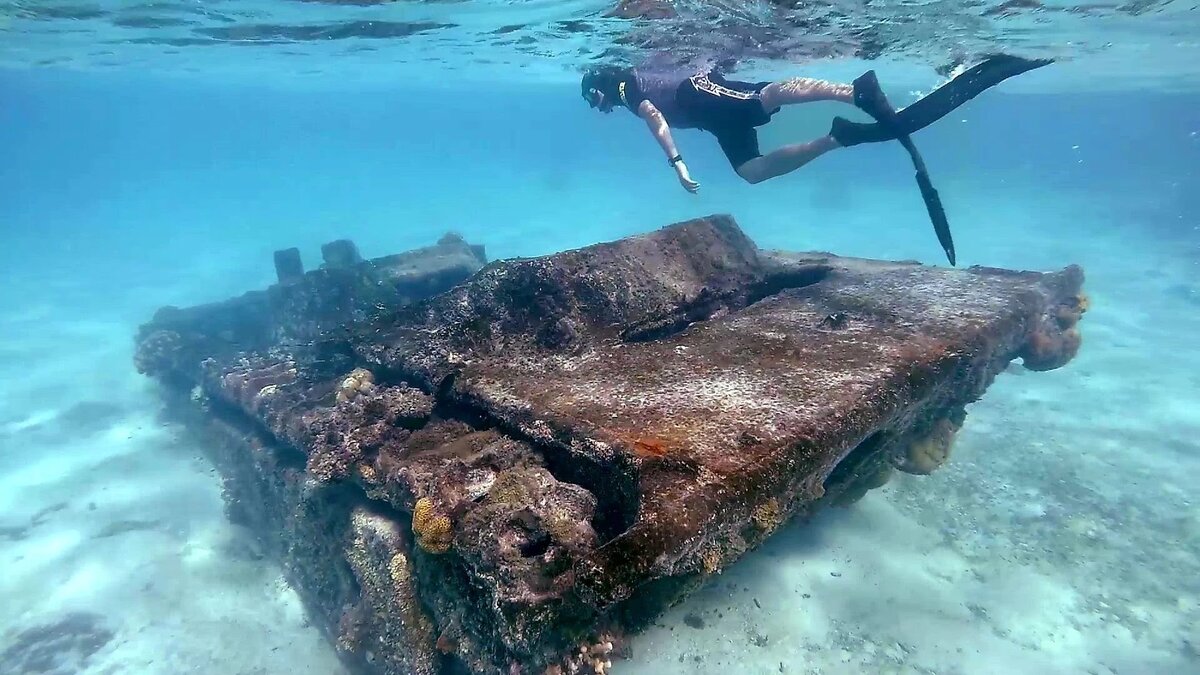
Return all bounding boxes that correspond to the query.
[760,78,854,110]
[735,135,841,184]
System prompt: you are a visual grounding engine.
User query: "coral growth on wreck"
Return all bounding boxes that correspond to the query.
[543,633,619,675]
[412,497,454,554]
[337,367,376,404]
[900,417,961,475]
[133,329,184,376]
[306,379,434,483]
[1021,291,1089,371]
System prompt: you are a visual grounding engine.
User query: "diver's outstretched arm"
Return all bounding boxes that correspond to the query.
[637,101,700,193]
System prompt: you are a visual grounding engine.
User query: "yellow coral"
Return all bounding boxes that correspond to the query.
[701,548,722,575]
[412,497,453,554]
[412,497,435,530]
[1054,292,1092,330]
[906,437,946,474]
[336,367,377,404]
[901,418,959,475]
[358,463,378,483]
[751,498,783,534]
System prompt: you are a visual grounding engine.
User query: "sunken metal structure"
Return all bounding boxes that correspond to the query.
[133,215,1087,675]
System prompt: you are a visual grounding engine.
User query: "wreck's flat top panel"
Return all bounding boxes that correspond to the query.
[454,257,1059,472]
[460,291,896,465]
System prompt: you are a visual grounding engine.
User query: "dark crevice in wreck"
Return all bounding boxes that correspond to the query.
[617,286,737,342]
[202,392,310,470]
[293,484,366,610]
[350,349,640,547]
[746,264,834,306]
[619,264,832,343]
[528,425,640,545]
[438,382,641,546]
[292,336,362,382]
[822,431,889,491]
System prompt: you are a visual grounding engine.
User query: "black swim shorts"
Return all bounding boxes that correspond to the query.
[676,72,779,169]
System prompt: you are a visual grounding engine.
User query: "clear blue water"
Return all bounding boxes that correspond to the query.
[1,2,1199,673]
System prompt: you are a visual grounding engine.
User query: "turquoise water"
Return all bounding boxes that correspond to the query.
[2,2,1199,674]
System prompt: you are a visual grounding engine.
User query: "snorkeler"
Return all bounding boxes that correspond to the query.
[580,54,1052,265]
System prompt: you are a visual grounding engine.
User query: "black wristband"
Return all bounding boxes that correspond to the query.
[668,154,683,166]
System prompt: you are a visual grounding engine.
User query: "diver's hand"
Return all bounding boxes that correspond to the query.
[674,161,700,193]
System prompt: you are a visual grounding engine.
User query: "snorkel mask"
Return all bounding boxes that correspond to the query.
[583,87,603,109]
[581,69,619,112]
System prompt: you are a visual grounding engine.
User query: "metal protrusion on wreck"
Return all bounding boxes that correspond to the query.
[321,239,363,269]
[273,247,304,285]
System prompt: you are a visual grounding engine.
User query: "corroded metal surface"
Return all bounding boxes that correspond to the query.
[135,215,1086,675]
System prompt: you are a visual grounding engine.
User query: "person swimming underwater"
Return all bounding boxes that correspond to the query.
[579,54,1052,193]
[580,53,1053,265]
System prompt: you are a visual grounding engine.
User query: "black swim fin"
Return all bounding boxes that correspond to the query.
[836,69,959,265]
[911,154,956,266]
[829,54,1054,147]
[849,69,960,265]
[829,54,1052,266]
